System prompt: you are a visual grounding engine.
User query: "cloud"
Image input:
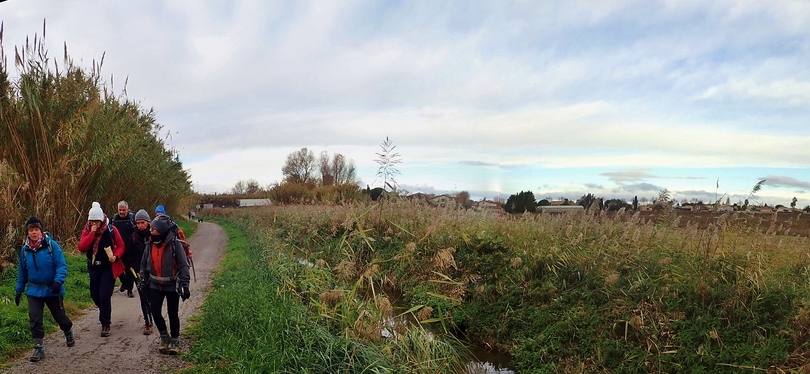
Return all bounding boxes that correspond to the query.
[620,183,662,192]
[601,169,656,183]
[758,175,810,190]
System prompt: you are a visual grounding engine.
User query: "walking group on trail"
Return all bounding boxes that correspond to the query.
[14,201,193,362]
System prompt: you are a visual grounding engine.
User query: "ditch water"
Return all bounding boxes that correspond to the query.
[387,301,516,374]
[297,259,515,373]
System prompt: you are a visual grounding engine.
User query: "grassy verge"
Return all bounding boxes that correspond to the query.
[181,220,385,373]
[183,218,468,373]
[0,242,93,365]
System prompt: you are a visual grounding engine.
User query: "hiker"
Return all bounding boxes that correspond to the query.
[140,215,191,355]
[78,202,126,337]
[15,217,75,362]
[133,209,154,335]
[155,204,193,260]
[111,200,137,298]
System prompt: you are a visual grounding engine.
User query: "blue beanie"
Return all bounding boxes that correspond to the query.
[155,205,166,215]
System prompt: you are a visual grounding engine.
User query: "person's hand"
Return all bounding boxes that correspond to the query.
[181,286,190,301]
[50,282,62,294]
[109,255,117,262]
[138,277,149,293]
[15,293,21,306]
[90,221,100,233]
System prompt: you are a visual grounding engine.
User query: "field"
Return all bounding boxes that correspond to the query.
[201,204,810,373]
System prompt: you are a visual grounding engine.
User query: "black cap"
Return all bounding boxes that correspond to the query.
[26,217,43,229]
[151,215,172,235]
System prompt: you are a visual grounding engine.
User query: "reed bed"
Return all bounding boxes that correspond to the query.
[206,203,810,373]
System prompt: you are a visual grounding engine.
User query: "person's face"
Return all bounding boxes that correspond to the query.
[118,206,128,217]
[90,220,102,231]
[136,220,149,231]
[27,226,42,241]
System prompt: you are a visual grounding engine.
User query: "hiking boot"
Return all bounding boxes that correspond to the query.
[168,338,180,355]
[29,344,45,362]
[142,323,153,335]
[127,290,134,298]
[119,286,126,293]
[158,333,170,354]
[100,325,110,337]
[65,330,75,347]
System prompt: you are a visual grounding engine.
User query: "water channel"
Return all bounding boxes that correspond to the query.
[298,259,516,373]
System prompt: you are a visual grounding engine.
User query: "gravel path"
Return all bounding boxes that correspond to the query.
[3,222,226,374]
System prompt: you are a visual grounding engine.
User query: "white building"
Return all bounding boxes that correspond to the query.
[238,199,272,207]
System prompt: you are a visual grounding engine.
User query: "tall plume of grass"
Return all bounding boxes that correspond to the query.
[0,22,191,265]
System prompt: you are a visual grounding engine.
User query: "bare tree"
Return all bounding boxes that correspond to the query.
[318,151,357,186]
[245,179,262,194]
[318,151,333,186]
[331,153,358,185]
[231,180,247,195]
[282,148,317,185]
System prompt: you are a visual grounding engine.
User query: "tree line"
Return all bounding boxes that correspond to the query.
[0,27,191,269]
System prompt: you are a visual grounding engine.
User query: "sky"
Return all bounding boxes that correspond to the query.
[2,0,810,207]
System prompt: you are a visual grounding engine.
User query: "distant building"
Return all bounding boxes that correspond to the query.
[538,205,584,213]
[478,199,502,211]
[238,199,272,207]
[430,194,454,208]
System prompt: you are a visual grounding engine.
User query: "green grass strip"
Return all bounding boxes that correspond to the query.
[182,220,390,373]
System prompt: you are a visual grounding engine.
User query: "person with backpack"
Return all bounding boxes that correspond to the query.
[78,202,126,337]
[140,215,190,355]
[111,200,137,298]
[155,204,194,266]
[15,217,75,362]
[133,209,154,335]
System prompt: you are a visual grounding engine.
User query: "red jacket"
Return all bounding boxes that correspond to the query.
[78,217,126,279]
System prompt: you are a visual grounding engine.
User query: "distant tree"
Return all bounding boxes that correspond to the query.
[245,179,262,194]
[577,193,597,209]
[658,188,671,202]
[504,191,536,213]
[456,191,471,209]
[791,197,798,209]
[604,198,631,211]
[537,199,551,207]
[231,180,247,195]
[640,197,649,204]
[282,148,317,185]
[319,151,358,186]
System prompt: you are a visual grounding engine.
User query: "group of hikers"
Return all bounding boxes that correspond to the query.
[14,201,193,362]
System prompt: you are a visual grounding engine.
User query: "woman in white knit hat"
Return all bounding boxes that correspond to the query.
[77,202,126,337]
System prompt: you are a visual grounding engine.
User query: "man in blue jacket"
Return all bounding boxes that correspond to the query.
[15,217,74,362]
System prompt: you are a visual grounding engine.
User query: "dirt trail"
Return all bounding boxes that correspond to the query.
[3,222,227,374]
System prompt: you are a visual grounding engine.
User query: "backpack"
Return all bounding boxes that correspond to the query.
[144,215,197,284]
[167,219,193,262]
[20,233,54,271]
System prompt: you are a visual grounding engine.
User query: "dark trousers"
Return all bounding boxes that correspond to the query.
[88,265,115,326]
[118,256,139,292]
[28,295,73,344]
[149,289,181,338]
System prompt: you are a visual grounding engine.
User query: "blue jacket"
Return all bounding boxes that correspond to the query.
[15,235,67,297]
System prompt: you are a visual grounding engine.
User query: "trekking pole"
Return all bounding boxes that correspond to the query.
[190,258,197,283]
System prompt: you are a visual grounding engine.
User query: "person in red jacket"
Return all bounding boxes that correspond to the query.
[140,215,190,355]
[78,202,125,337]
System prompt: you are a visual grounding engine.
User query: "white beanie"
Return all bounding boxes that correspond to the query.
[88,202,104,221]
